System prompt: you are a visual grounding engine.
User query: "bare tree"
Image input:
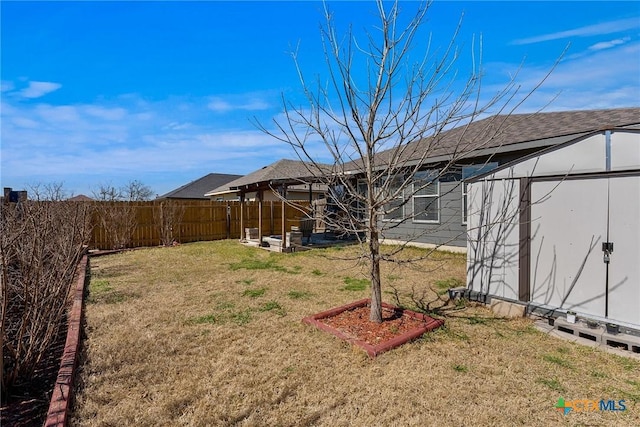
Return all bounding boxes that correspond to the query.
[260,0,553,322]
[122,179,154,202]
[154,200,185,246]
[91,180,154,202]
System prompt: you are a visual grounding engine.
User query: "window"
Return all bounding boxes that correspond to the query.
[355,180,368,220]
[462,162,498,224]
[381,175,405,221]
[413,170,439,223]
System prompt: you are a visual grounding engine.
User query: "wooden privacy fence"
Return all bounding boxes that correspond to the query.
[89,200,312,250]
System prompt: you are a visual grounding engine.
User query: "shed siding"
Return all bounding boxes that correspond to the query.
[489,131,640,180]
[466,179,520,300]
[611,131,640,171]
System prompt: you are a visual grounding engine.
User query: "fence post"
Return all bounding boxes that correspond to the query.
[226,203,231,239]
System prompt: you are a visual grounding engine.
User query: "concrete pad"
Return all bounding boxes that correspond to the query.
[490,300,526,318]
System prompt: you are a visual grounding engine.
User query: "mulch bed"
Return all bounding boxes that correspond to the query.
[320,305,429,345]
[1,318,68,427]
[304,299,445,357]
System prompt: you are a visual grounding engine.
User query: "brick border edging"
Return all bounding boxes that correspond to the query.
[43,254,89,427]
[302,298,445,358]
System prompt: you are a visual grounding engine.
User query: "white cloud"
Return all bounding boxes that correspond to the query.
[10,117,40,129]
[0,91,297,195]
[35,104,81,123]
[207,95,272,113]
[512,17,639,45]
[588,37,630,51]
[207,98,232,112]
[84,105,127,121]
[1,81,14,92]
[163,122,193,131]
[482,40,640,112]
[18,81,62,99]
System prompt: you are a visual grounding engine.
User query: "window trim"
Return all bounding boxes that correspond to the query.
[412,173,440,224]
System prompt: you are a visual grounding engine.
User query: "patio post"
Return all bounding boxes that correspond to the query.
[281,184,287,249]
[258,189,263,245]
[239,193,245,241]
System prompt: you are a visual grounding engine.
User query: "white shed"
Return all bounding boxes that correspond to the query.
[466,129,640,330]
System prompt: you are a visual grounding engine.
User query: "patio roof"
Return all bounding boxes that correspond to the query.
[205,159,331,196]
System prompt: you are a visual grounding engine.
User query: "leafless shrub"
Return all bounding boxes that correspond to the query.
[91,181,153,249]
[92,201,137,249]
[0,184,92,397]
[154,200,185,246]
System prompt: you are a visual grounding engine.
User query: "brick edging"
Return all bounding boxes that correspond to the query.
[43,254,89,427]
[302,299,445,358]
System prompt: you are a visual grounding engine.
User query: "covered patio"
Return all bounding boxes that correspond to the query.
[207,159,355,252]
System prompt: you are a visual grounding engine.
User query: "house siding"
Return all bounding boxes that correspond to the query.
[381,181,467,247]
[378,148,553,248]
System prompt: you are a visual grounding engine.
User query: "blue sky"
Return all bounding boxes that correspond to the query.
[1,1,639,198]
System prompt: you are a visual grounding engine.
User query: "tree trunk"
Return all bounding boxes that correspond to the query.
[368,222,383,323]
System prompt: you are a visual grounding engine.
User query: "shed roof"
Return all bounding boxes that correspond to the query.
[345,107,640,171]
[158,173,242,200]
[468,128,640,183]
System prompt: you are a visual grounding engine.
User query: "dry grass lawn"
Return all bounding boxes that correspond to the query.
[72,241,640,426]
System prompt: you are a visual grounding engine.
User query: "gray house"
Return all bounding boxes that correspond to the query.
[348,107,640,251]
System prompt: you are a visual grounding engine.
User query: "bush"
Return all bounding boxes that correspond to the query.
[1,187,91,398]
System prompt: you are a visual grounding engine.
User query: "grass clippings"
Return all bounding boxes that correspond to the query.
[73,241,640,427]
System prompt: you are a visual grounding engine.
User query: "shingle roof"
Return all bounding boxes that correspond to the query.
[68,194,94,201]
[348,107,640,170]
[205,159,330,196]
[158,173,243,200]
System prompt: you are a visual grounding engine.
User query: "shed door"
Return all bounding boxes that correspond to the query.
[529,179,607,316]
[607,176,640,325]
[529,176,640,325]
